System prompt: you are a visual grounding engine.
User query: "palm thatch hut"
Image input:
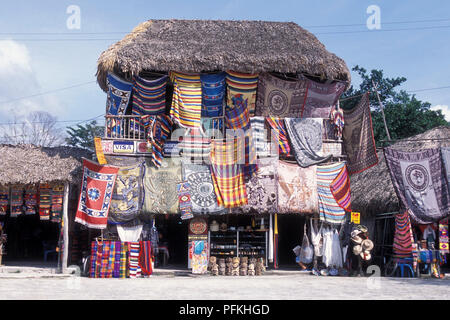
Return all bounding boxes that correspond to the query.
[0,144,93,273]
[96,19,351,91]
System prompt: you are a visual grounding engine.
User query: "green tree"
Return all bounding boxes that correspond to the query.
[340,66,448,146]
[65,120,104,150]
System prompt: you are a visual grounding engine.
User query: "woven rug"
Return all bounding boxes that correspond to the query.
[170,71,202,128]
[392,210,415,258]
[106,72,132,115]
[201,72,225,117]
[255,72,307,118]
[277,160,318,214]
[317,162,347,224]
[141,114,173,168]
[226,71,258,116]
[266,117,291,156]
[38,183,52,220]
[142,158,181,214]
[131,74,168,116]
[113,241,122,278]
[51,184,64,223]
[329,163,352,212]
[24,185,38,215]
[74,159,119,229]
[285,117,332,167]
[342,93,379,174]
[0,186,8,216]
[139,241,153,276]
[108,163,144,225]
[119,242,129,278]
[10,185,23,218]
[128,241,141,278]
[384,147,450,224]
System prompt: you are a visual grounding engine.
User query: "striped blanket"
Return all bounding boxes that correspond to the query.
[266,117,291,156]
[209,139,248,208]
[170,72,202,128]
[132,75,168,116]
[250,117,272,157]
[120,242,129,278]
[128,241,141,278]
[329,163,352,212]
[39,184,52,220]
[51,184,64,223]
[0,186,8,216]
[10,185,23,218]
[139,241,153,276]
[142,114,173,168]
[317,162,347,224]
[393,210,415,258]
[201,72,225,117]
[226,71,258,116]
[24,185,38,215]
[179,128,211,161]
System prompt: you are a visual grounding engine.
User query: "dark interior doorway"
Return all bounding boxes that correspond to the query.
[277,214,305,266]
[155,214,188,266]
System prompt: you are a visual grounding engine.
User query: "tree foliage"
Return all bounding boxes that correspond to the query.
[65,120,104,150]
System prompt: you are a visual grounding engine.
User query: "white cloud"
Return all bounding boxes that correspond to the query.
[430,104,450,122]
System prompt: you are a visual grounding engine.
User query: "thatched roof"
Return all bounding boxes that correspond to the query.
[96,19,351,92]
[0,144,93,186]
[350,126,450,216]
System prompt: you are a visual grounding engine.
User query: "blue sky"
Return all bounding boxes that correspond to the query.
[0,0,449,134]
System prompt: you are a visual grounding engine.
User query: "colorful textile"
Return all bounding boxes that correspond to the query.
[163,140,181,158]
[392,210,415,258]
[182,162,225,214]
[120,242,129,278]
[89,241,99,278]
[24,185,38,215]
[170,71,202,128]
[441,147,450,190]
[131,74,168,116]
[99,241,111,278]
[277,160,318,214]
[106,241,115,278]
[117,224,143,242]
[250,117,272,157]
[179,128,211,161]
[177,181,194,220]
[51,184,64,223]
[317,162,347,224]
[266,117,291,156]
[113,241,122,278]
[329,163,352,212]
[10,185,23,218]
[330,105,344,139]
[142,158,182,214]
[201,72,225,117]
[75,159,119,229]
[108,163,144,224]
[225,95,251,131]
[384,147,450,224]
[300,76,346,118]
[439,222,449,253]
[106,73,132,115]
[0,186,8,215]
[237,157,278,214]
[342,93,378,174]
[255,73,307,117]
[38,183,52,220]
[285,117,332,167]
[209,139,248,208]
[191,240,208,274]
[139,241,153,276]
[226,71,258,116]
[128,241,141,278]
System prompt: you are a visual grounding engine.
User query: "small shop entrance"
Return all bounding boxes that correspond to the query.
[277,214,306,267]
[154,214,188,267]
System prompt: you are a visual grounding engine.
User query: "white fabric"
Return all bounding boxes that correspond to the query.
[268,214,274,262]
[310,219,323,257]
[321,227,343,268]
[117,224,143,242]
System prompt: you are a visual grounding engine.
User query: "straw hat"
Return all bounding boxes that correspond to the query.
[351,230,363,244]
[219,223,227,232]
[360,251,372,261]
[353,244,363,255]
[361,239,374,251]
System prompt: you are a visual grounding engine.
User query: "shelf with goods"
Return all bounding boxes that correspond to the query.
[208,230,237,257]
[237,230,268,267]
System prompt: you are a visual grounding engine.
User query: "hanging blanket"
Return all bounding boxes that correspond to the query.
[120,242,129,278]
[201,72,225,117]
[300,76,346,118]
[277,161,318,214]
[74,159,119,229]
[342,93,378,174]
[141,114,173,168]
[38,183,52,220]
[182,162,225,214]
[24,185,38,215]
[255,73,307,118]
[209,139,248,208]
[266,117,291,156]
[177,181,194,220]
[99,241,111,278]
[106,73,132,115]
[330,106,344,139]
[329,163,352,212]
[89,241,99,278]
[441,147,450,190]
[139,241,153,276]
[113,241,122,278]
[106,241,116,278]
[131,74,168,116]
[163,140,181,158]
[393,210,415,258]
[439,222,449,253]
[317,162,347,224]
[108,163,144,225]
[51,184,64,223]
[0,186,8,216]
[384,147,450,224]
[170,71,202,128]
[285,117,332,167]
[142,158,182,214]
[179,128,211,161]
[226,71,258,116]
[236,157,278,214]
[250,117,272,157]
[10,185,23,218]
[128,241,141,278]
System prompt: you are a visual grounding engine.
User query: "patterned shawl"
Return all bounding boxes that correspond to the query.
[0,186,8,216]
[255,73,307,118]
[38,183,52,220]
[106,73,132,115]
[182,162,225,214]
[300,76,346,118]
[285,118,332,167]
[51,184,64,223]
[10,185,23,218]
[131,74,168,116]
[201,72,225,117]
[24,184,38,215]
[384,147,450,224]
[329,163,352,212]
[142,158,182,214]
[142,114,173,168]
[170,71,202,128]
[266,117,291,156]
[392,210,415,258]
[277,160,318,214]
[226,71,258,116]
[108,163,144,225]
[317,162,347,224]
[209,139,248,208]
[441,147,450,189]
[139,241,153,276]
[342,93,379,174]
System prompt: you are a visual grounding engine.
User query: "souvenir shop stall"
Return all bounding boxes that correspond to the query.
[75,19,392,278]
[0,144,90,273]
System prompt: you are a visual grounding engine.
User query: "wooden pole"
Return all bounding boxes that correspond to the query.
[372,80,392,141]
[62,182,70,273]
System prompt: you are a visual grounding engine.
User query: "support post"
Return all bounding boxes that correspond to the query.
[62,182,70,274]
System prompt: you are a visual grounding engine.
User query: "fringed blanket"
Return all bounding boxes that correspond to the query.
[170,71,202,128]
[106,73,132,115]
[182,162,225,214]
[142,158,181,214]
[75,159,119,229]
[384,147,450,224]
[393,210,415,258]
[51,184,64,223]
[277,161,318,214]
[131,74,168,116]
[38,183,52,220]
[317,162,347,224]
[108,163,144,225]
[255,73,307,117]
[24,185,38,215]
[300,76,346,118]
[342,93,378,174]
[209,139,248,208]
[330,163,352,212]
[266,117,291,156]
[201,72,225,117]
[0,186,8,215]
[226,71,258,116]
[285,118,332,167]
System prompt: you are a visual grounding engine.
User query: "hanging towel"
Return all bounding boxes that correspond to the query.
[170,71,202,128]
[317,162,347,224]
